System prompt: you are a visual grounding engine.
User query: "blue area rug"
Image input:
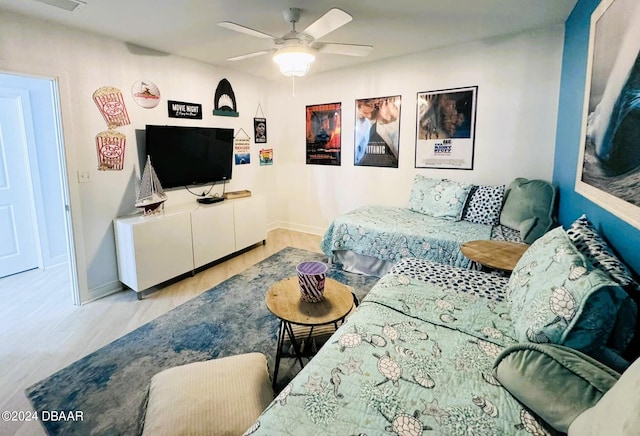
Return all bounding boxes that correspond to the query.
[25,247,378,435]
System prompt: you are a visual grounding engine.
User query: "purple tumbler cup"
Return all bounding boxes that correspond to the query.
[296,261,328,303]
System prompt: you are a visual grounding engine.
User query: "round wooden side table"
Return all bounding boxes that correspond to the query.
[461,240,529,273]
[265,276,354,389]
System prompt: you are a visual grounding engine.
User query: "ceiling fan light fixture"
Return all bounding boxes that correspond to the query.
[273,46,316,77]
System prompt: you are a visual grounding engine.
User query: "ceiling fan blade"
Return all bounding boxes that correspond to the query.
[226,50,272,62]
[303,8,352,40]
[218,21,277,40]
[317,43,373,57]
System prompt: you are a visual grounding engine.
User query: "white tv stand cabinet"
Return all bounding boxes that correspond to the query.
[114,194,266,298]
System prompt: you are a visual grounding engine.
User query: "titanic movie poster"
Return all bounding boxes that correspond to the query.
[415,86,477,170]
[576,0,640,229]
[354,96,401,168]
[305,103,341,166]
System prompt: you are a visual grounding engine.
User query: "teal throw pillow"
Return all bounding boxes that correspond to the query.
[407,175,471,220]
[508,226,629,355]
[493,343,619,433]
[499,178,557,243]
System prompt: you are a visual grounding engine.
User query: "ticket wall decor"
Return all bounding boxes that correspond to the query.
[415,86,477,170]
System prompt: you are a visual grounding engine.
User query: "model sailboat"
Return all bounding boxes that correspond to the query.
[135,155,167,215]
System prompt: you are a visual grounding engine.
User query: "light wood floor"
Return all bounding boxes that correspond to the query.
[0,228,322,436]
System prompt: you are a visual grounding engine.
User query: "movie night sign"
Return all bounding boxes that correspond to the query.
[168,100,202,119]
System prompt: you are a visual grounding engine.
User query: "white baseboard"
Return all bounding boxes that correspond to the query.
[43,254,69,269]
[268,220,326,236]
[82,280,123,304]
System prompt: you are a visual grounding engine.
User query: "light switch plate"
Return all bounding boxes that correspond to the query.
[77,170,92,183]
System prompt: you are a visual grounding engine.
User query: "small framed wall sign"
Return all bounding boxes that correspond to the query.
[168,100,202,119]
[234,128,251,165]
[260,148,273,165]
[415,86,477,170]
[254,117,267,143]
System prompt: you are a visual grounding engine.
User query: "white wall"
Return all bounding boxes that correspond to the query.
[0,11,273,302]
[0,9,565,303]
[267,26,565,234]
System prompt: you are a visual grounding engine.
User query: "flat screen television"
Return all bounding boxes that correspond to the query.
[145,125,234,189]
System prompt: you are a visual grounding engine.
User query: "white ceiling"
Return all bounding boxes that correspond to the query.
[0,0,578,80]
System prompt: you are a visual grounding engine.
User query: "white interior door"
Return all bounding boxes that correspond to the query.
[0,89,39,278]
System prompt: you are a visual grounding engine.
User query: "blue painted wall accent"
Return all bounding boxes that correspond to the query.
[553,0,640,275]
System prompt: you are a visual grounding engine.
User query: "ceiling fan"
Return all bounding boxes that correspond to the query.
[218,8,373,77]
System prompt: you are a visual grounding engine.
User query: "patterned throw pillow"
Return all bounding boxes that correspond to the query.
[566,215,639,359]
[407,175,472,220]
[566,214,637,288]
[508,226,629,355]
[491,224,525,243]
[461,184,505,225]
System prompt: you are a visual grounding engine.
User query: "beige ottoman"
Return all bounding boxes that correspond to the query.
[142,353,273,436]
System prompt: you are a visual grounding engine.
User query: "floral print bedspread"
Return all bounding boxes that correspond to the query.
[249,259,555,435]
[320,205,493,269]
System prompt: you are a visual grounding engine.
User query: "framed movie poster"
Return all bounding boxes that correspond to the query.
[305,102,341,165]
[254,117,267,143]
[415,86,477,170]
[355,95,401,168]
[575,0,640,230]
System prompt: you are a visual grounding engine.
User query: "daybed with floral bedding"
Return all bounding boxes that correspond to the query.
[321,175,558,277]
[248,215,639,435]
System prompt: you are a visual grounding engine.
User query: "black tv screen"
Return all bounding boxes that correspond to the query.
[145,125,234,189]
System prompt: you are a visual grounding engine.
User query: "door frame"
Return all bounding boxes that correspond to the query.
[1,67,84,305]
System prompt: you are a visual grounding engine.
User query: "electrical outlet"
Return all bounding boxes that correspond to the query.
[77,170,92,183]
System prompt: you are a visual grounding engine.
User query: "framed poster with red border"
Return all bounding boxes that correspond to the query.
[305,102,341,166]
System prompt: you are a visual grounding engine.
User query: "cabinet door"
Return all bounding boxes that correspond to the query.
[132,213,193,291]
[234,195,267,250]
[191,202,236,268]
